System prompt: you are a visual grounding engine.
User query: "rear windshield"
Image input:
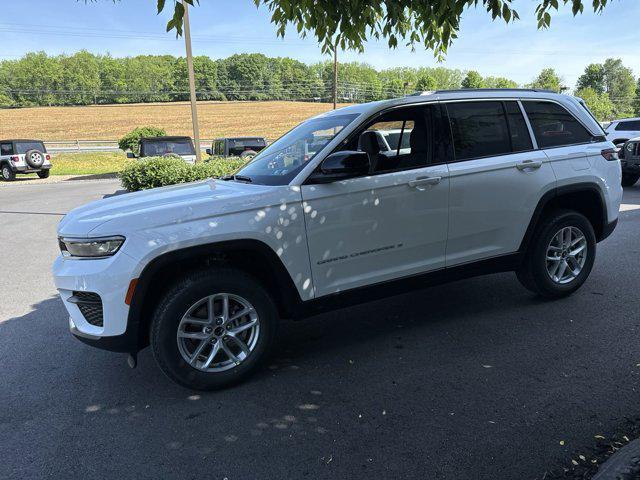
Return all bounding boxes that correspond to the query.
[228,138,266,148]
[15,141,46,154]
[140,139,195,157]
[228,139,266,156]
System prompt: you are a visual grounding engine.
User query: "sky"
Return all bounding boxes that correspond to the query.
[0,0,638,89]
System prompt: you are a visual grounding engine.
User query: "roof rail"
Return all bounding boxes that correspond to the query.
[408,88,559,96]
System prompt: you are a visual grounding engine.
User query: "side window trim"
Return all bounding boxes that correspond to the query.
[517,100,539,150]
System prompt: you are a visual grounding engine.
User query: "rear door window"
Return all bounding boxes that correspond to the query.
[522,101,593,148]
[504,102,533,152]
[446,101,512,161]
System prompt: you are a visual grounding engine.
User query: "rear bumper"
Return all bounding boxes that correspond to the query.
[11,163,51,173]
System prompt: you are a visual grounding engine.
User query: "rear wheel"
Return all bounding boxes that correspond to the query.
[1,164,15,181]
[150,267,279,390]
[622,173,639,187]
[37,170,50,179]
[517,210,596,298]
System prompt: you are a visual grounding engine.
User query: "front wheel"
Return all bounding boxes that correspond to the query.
[150,268,279,390]
[622,173,639,187]
[517,210,596,298]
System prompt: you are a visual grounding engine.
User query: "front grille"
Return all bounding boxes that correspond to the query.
[71,291,103,327]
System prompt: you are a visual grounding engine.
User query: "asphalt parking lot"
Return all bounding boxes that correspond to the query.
[1,178,640,480]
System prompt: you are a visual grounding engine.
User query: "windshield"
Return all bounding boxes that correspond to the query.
[15,141,46,154]
[141,139,195,157]
[235,113,360,185]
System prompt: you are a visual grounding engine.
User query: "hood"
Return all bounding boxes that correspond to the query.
[58,179,283,237]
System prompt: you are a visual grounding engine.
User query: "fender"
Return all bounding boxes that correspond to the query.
[519,182,609,254]
[126,239,303,350]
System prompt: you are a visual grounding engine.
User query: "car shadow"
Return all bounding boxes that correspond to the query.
[1,269,636,479]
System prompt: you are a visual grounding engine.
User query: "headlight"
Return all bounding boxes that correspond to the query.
[627,143,634,151]
[59,236,125,258]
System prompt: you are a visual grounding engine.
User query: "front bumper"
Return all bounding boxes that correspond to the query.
[53,250,141,352]
[621,159,640,174]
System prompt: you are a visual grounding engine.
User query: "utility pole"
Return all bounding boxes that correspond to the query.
[332,38,338,110]
[183,0,202,163]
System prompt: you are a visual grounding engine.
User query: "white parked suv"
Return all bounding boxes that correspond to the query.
[0,139,52,181]
[604,118,640,146]
[53,89,623,390]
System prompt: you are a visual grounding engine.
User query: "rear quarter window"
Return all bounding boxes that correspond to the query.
[522,101,593,149]
[0,143,13,156]
[615,120,640,131]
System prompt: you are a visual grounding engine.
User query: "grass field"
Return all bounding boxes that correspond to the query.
[0,100,348,141]
[49,152,131,175]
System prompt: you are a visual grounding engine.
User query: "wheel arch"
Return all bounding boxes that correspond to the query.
[612,138,629,146]
[128,239,303,351]
[520,183,609,254]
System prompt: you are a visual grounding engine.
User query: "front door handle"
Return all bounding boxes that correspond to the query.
[516,160,543,171]
[408,176,442,189]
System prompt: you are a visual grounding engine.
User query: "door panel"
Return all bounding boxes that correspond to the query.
[301,164,449,297]
[446,150,554,266]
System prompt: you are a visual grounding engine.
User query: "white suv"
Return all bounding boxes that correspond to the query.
[604,118,640,146]
[53,89,623,390]
[0,139,52,181]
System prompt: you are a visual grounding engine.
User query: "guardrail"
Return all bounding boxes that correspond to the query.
[44,140,217,153]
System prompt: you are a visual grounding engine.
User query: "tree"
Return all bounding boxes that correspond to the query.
[103,1,612,56]
[461,71,485,89]
[484,76,518,89]
[602,58,635,118]
[575,87,614,121]
[529,68,563,92]
[415,74,437,91]
[576,63,606,94]
[118,126,167,155]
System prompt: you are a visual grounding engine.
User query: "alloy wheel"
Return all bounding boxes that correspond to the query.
[176,293,260,372]
[545,226,588,284]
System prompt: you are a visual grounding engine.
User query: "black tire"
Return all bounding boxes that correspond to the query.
[517,209,596,299]
[37,170,50,179]
[1,164,15,181]
[240,150,257,158]
[24,149,45,169]
[150,267,279,391]
[622,173,640,187]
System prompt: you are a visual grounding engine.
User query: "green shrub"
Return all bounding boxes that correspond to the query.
[119,156,247,191]
[118,126,167,155]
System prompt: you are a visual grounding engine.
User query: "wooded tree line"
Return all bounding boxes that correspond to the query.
[0,50,637,121]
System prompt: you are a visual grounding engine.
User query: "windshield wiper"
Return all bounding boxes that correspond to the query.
[220,174,252,183]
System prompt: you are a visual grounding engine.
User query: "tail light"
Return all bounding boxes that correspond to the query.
[601,148,619,161]
[45,154,51,161]
[10,155,19,162]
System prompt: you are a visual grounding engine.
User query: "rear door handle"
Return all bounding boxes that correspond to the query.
[408,176,442,188]
[516,160,543,171]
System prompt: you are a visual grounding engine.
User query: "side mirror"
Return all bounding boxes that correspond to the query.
[206,148,212,156]
[308,151,370,184]
[126,151,136,159]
